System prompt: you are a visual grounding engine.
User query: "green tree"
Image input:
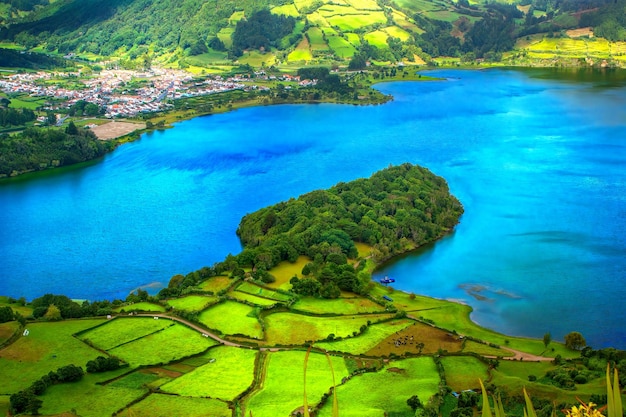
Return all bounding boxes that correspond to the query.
[407,394,422,410]
[564,332,586,350]
[44,304,62,321]
[0,306,14,323]
[543,332,551,348]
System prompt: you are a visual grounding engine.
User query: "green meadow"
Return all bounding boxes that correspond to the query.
[78,317,172,350]
[127,394,232,417]
[0,319,105,393]
[108,323,216,366]
[244,350,350,417]
[160,346,257,399]
[166,295,218,312]
[317,357,439,417]
[198,301,263,339]
[292,296,386,315]
[441,356,489,391]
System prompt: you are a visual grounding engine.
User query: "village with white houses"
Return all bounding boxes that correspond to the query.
[0,67,317,119]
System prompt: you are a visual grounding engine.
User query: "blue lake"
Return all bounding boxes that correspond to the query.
[1,68,625,348]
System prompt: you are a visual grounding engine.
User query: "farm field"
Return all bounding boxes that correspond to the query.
[0,296,33,317]
[265,256,308,289]
[316,319,414,354]
[166,295,217,312]
[441,356,489,391]
[160,345,257,399]
[236,281,293,302]
[244,350,350,417]
[264,312,392,345]
[108,323,216,366]
[292,296,387,315]
[197,275,233,293]
[198,301,263,339]
[0,319,105,393]
[78,317,172,350]
[230,291,278,306]
[39,372,148,417]
[317,357,439,417]
[127,394,232,417]
[114,301,166,313]
[0,321,19,345]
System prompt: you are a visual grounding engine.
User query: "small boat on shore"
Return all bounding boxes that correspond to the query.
[380,276,395,284]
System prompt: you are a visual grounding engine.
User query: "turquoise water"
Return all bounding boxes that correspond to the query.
[1,68,625,348]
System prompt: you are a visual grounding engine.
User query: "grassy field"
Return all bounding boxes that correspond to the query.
[441,356,489,391]
[160,345,257,400]
[0,319,105,393]
[272,3,300,17]
[2,94,47,110]
[264,312,392,345]
[197,275,233,293]
[292,296,386,315]
[318,357,440,417]
[0,321,19,345]
[462,340,513,357]
[327,11,387,32]
[289,38,313,62]
[364,30,390,49]
[328,35,357,58]
[78,317,172,350]
[39,372,148,417]
[265,256,309,290]
[245,350,350,417]
[198,301,263,339]
[370,286,576,359]
[307,27,330,52]
[166,295,217,312]
[230,291,278,306]
[127,394,232,417]
[316,319,414,354]
[236,282,293,302]
[0,296,33,317]
[108,323,216,366]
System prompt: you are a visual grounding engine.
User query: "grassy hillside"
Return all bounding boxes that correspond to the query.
[1,0,625,69]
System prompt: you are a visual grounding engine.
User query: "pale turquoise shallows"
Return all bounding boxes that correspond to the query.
[1,68,625,348]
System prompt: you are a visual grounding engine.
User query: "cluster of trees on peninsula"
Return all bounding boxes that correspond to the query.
[231,163,463,297]
[0,122,113,176]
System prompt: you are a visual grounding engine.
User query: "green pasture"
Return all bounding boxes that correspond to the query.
[318,357,439,417]
[229,10,246,25]
[197,275,233,293]
[463,340,513,357]
[496,360,555,381]
[186,51,230,66]
[267,256,309,289]
[238,51,277,67]
[441,356,488,391]
[231,291,278,306]
[79,317,172,350]
[491,364,607,405]
[0,396,8,417]
[3,94,47,110]
[319,4,354,16]
[0,319,104,393]
[316,319,414,354]
[384,26,412,42]
[364,30,390,49]
[371,286,575,359]
[166,295,217,312]
[272,3,300,17]
[292,296,386,315]
[328,35,357,58]
[392,10,423,33]
[127,394,231,417]
[345,33,361,48]
[236,281,292,302]
[40,372,147,417]
[198,301,263,339]
[108,323,216,366]
[245,350,350,417]
[114,301,165,313]
[289,39,314,62]
[307,11,330,27]
[327,12,387,32]
[307,27,330,52]
[346,0,381,9]
[264,312,392,345]
[110,370,163,389]
[0,321,19,345]
[0,296,33,317]
[161,345,257,400]
[217,27,235,49]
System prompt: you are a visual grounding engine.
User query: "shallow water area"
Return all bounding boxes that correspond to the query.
[1,68,625,348]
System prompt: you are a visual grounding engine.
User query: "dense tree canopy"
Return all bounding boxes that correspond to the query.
[0,126,113,177]
[231,9,296,56]
[233,163,463,297]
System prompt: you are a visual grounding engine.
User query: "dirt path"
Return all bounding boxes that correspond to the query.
[499,347,553,362]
